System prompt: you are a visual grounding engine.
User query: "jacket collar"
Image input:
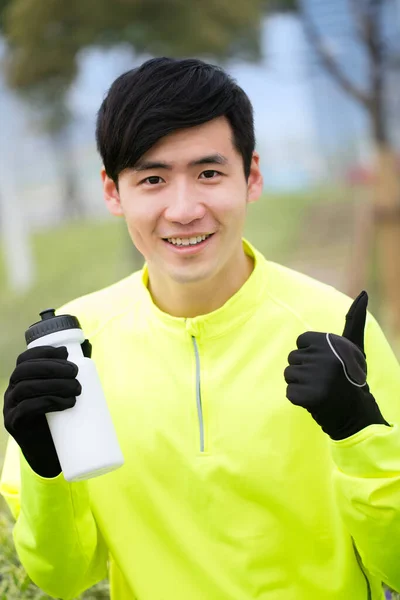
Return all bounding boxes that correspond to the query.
[139,239,268,339]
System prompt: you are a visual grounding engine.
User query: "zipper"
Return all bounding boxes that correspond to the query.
[191,336,205,452]
[352,539,372,600]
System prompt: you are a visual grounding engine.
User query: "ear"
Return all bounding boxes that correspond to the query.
[247,152,263,204]
[101,168,124,217]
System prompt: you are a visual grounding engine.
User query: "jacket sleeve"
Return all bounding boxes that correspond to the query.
[330,313,400,591]
[0,436,108,600]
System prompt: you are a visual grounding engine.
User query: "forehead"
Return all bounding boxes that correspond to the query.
[143,116,238,160]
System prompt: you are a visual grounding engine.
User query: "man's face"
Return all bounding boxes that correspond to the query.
[102,116,263,287]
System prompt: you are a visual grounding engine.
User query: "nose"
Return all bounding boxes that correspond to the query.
[164,185,206,225]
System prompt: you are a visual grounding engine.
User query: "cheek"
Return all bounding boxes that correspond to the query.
[210,188,248,222]
[123,202,157,231]
[122,204,161,254]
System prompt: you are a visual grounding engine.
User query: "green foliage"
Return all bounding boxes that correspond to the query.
[0,0,9,30]
[1,0,265,132]
[264,0,298,12]
[5,0,265,65]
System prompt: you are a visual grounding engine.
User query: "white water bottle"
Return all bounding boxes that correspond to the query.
[25,309,124,482]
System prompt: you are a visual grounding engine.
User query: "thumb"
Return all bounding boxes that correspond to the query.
[342,290,368,352]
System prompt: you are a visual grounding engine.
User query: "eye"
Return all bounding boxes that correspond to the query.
[199,170,222,180]
[141,176,164,185]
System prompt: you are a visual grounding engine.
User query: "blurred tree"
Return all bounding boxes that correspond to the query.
[270,0,400,340]
[0,4,35,293]
[0,0,7,29]
[0,0,265,218]
[3,0,265,73]
[0,0,83,218]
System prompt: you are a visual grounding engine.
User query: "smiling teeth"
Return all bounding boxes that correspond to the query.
[167,234,210,246]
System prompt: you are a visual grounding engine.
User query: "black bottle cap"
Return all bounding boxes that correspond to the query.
[25,309,82,345]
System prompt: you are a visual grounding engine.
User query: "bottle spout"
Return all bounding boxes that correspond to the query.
[39,308,56,321]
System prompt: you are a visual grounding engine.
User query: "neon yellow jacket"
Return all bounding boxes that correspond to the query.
[2,240,400,600]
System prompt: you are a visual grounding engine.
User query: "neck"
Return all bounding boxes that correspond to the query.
[147,250,254,318]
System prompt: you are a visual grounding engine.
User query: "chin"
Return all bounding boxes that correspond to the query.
[168,267,213,286]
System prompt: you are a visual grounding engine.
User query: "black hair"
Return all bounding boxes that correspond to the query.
[96,57,255,183]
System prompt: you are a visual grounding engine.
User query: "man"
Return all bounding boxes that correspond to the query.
[1,57,400,600]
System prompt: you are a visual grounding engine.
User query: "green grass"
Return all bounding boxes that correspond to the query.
[0,513,110,599]
[244,190,317,264]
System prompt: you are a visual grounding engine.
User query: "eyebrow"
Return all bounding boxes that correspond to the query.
[133,153,229,172]
[190,154,228,167]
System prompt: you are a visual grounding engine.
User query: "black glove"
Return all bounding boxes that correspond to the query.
[284,291,389,440]
[3,341,91,478]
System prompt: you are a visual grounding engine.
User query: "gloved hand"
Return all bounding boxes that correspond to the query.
[284,291,389,440]
[3,340,92,478]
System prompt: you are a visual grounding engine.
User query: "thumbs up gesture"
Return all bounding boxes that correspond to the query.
[284,291,389,440]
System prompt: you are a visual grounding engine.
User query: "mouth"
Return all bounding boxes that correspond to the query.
[162,233,214,248]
